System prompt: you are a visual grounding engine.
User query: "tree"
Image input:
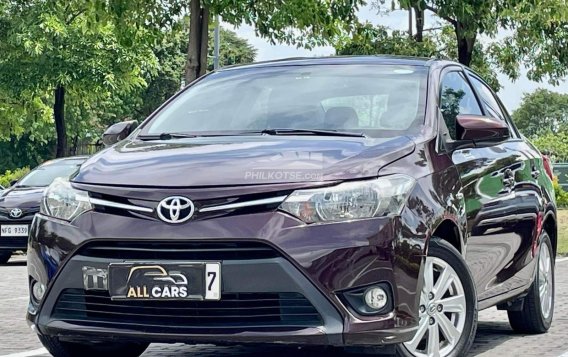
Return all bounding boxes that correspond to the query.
[182,0,364,83]
[371,0,568,84]
[0,0,157,157]
[207,28,257,71]
[337,23,501,90]
[512,89,568,138]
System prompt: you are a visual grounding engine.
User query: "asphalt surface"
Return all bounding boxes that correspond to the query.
[1,255,568,357]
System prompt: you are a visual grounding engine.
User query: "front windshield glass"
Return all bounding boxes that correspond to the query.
[143,64,428,137]
[17,162,82,187]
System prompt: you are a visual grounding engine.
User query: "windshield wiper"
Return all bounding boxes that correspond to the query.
[138,133,199,141]
[249,128,367,138]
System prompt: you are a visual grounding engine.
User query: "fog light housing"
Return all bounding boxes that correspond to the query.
[31,281,46,302]
[364,286,388,310]
[341,282,393,315]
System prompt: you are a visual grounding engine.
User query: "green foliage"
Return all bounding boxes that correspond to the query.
[0,167,30,188]
[512,89,568,138]
[208,28,257,71]
[532,132,568,163]
[372,0,568,84]
[0,0,257,167]
[336,24,501,90]
[554,178,568,208]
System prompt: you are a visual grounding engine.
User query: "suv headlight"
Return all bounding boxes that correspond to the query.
[279,174,415,223]
[41,178,92,221]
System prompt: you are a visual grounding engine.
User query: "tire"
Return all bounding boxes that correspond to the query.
[397,238,478,357]
[0,251,11,264]
[507,231,554,334]
[38,334,149,357]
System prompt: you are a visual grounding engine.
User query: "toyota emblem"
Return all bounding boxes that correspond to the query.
[157,196,195,224]
[9,208,23,219]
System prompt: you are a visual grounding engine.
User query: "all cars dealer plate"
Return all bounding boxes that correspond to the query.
[108,262,221,301]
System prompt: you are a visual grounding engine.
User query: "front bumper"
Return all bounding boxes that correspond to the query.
[27,208,424,347]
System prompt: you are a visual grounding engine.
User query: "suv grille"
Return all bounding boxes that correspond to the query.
[78,241,280,260]
[52,289,323,333]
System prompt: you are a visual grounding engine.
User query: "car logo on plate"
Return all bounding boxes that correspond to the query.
[157,196,194,224]
[9,208,22,219]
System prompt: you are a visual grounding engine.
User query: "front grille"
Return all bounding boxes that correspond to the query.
[78,241,280,260]
[52,289,323,333]
[0,236,27,249]
[0,207,38,220]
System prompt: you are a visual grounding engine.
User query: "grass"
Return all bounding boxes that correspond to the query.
[557,210,568,256]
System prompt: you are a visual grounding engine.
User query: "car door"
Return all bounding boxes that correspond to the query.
[467,72,542,296]
[439,68,527,301]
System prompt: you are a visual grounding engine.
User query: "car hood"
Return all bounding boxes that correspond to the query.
[0,186,45,209]
[74,136,415,187]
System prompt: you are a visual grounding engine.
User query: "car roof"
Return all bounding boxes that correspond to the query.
[219,55,459,72]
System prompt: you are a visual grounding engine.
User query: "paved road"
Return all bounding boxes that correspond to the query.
[2,256,568,357]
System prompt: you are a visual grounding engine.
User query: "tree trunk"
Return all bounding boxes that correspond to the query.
[414,7,424,42]
[185,0,210,84]
[54,85,66,158]
[455,23,476,66]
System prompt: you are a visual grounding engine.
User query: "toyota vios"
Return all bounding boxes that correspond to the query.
[27,57,557,357]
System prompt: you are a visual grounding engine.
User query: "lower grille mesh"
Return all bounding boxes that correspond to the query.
[52,289,323,334]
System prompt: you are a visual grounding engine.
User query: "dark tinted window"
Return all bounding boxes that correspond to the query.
[439,71,482,139]
[143,65,429,138]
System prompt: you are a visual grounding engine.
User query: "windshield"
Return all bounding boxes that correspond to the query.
[142,64,428,138]
[17,162,82,187]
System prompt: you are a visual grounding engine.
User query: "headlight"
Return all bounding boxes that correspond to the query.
[41,178,92,221]
[279,174,415,223]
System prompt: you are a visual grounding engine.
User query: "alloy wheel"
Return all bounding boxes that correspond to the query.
[404,256,467,357]
[539,244,553,320]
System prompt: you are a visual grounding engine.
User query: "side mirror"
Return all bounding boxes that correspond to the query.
[456,115,509,142]
[9,180,18,187]
[102,120,139,147]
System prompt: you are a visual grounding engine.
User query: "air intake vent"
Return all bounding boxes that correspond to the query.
[52,289,323,334]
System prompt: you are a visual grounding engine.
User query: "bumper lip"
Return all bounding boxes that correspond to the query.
[32,319,418,347]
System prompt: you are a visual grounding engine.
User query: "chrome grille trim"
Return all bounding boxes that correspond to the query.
[89,195,288,214]
[89,198,154,213]
[199,196,287,212]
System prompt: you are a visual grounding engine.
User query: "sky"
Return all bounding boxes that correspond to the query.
[225,4,567,113]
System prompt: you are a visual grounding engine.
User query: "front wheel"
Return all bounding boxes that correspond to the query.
[38,335,149,357]
[397,238,478,357]
[507,232,554,333]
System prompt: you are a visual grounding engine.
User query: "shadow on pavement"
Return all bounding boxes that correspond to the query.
[0,257,26,267]
[469,320,521,356]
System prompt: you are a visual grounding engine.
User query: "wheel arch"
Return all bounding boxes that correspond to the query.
[543,210,557,257]
[432,219,464,256]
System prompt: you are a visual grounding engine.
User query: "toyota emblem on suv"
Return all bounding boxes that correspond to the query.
[9,208,23,219]
[156,196,194,224]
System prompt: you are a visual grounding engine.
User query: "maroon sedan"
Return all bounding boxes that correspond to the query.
[27,56,557,357]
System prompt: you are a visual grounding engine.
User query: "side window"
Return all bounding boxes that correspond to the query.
[439,71,483,139]
[468,76,506,121]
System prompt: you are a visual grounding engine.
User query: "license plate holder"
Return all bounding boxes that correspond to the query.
[0,225,29,237]
[108,262,221,301]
